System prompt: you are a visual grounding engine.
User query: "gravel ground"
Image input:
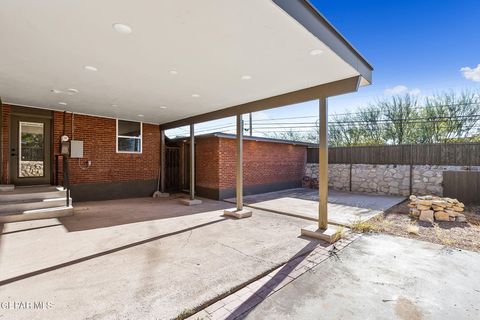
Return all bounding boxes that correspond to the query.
[365,200,480,253]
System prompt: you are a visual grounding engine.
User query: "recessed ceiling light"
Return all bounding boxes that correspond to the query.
[310,49,323,56]
[160,106,167,109]
[84,65,98,71]
[112,104,118,107]
[58,102,68,106]
[67,88,79,95]
[192,94,200,98]
[137,114,144,117]
[113,23,132,34]
[169,70,178,75]
[241,75,252,80]
[51,89,62,94]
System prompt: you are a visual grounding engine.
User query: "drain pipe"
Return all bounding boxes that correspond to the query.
[62,111,66,188]
[61,111,70,206]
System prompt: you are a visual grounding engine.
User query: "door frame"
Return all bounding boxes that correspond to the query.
[9,106,54,186]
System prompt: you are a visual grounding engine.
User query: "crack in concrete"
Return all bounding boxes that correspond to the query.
[217,242,274,265]
[328,245,342,261]
[182,230,193,248]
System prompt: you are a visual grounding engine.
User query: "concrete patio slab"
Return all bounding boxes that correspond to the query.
[186,234,361,320]
[0,196,327,320]
[242,234,480,320]
[226,188,405,227]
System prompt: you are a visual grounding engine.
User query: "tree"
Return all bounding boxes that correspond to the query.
[379,94,419,144]
[356,106,384,144]
[268,129,314,143]
[328,114,365,146]
[264,90,480,146]
[421,90,480,143]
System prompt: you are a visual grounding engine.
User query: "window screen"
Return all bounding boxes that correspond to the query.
[117,120,142,153]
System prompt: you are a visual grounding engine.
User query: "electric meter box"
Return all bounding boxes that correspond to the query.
[70,140,84,158]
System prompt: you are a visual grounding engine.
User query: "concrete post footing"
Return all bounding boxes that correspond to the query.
[223,208,252,219]
[180,198,202,206]
[300,224,344,243]
[153,192,170,198]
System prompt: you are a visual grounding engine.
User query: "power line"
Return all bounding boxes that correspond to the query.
[166,102,480,139]
[249,102,480,121]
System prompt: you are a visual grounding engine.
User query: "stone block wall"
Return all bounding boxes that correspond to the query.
[412,166,443,196]
[351,164,411,196]
[328,164,350,191]
[304,163,480,197]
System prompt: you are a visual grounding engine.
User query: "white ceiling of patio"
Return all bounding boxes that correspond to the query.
[0,0,367,124]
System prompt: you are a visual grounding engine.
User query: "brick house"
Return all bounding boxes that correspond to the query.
[1,104,160,202]
[0,0,372,226]
[1,104,309,202]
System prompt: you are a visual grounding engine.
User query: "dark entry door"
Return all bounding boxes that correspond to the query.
[165,147,180,192]
[10,115,51,185]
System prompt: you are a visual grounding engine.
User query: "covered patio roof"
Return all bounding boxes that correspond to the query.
[0,0,372,126]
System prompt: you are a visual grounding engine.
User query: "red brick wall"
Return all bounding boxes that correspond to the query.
[53,112,160,185]
[218,137,306,189]
[191,136,306,193]
[1,105,160,186]
[195,137,220,190]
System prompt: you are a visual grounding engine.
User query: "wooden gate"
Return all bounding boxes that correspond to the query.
[165,147,180,192]
[443,171,480,204]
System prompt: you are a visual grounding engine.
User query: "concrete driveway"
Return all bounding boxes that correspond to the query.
[242,234,480,320]
[0,196,326,320]
[227,188,405,226]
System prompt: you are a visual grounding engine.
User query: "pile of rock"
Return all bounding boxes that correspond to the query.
[408,195,466,223]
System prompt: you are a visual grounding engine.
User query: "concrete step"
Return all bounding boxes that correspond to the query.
[0,197,72,214]
[0,184,15,192]
[0,186,66,202]
[0,206,74,223]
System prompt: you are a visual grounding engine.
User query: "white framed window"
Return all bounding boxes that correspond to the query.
[116,119,142,153]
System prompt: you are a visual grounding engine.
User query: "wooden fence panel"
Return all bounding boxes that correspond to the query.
[306,142,480,165]
[444,144,457,165]
[471,144,480,166]
[443,171,480,204]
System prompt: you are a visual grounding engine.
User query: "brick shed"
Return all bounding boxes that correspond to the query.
[171,133,308,200]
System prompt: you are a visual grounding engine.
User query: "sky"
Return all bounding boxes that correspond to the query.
[315,0,480,113]
[167,0,480,138]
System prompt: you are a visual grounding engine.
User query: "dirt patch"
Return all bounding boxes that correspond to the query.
[363,200,480,253]
[394,297,423,320]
